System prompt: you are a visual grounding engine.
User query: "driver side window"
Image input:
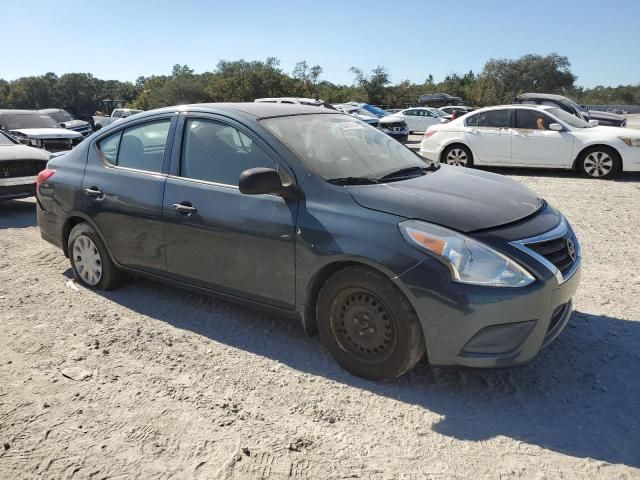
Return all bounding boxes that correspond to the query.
[180,118,275,186]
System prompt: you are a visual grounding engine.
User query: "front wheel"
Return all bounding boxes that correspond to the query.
[442,144,473,167]
[316,266,426,381]
[577,147,621,179]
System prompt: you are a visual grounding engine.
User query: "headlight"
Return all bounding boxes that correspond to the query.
[399,220,535,287]
[619,137,640,147]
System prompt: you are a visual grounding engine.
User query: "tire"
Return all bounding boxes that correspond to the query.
[316,266,426,381]
[68,223,123,290]
[577,146,621,179]
[442,144,473,167]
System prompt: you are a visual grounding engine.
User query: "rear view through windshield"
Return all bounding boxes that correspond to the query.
[261,114,424,181]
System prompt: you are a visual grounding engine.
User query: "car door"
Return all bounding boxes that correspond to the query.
[464,109,512,164]
[82,115,177,274]
[162,114,297,309]
[510,109,575,167]
[401,109,419,131]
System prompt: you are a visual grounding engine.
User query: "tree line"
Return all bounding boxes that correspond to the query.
[1,54,639,115]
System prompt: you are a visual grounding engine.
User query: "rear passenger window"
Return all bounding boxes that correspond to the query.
[118,121,171,172]
[98,132,121,164]
[97,120,171,172]
[180,119,275,186]
[467,110,510,128]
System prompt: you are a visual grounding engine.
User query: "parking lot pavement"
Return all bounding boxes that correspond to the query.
[1,171,639,479]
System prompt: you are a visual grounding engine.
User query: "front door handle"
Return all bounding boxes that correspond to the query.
[172,202,197,215]
[85,187,104,199]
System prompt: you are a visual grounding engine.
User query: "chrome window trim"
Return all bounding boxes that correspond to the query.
[510,216,581,284]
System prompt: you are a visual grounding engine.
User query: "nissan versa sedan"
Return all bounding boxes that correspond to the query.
[36,103,581,380]
[420,105,640,179]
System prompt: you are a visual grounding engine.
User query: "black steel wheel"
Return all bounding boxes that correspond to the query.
[317,266,426,380]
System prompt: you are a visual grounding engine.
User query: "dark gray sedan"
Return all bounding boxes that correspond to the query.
[36,103,581,380]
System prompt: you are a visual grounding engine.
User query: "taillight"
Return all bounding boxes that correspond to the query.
[424,130,437,139]
[36,168,55,194]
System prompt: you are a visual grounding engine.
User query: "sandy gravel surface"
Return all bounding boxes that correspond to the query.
[1,170,639,480]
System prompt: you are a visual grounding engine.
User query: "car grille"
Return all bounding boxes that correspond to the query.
[0,160,47,178]
[381,121,406,129]
[70,125,93,136]
[524,234,577,276]
[42,138,81,152]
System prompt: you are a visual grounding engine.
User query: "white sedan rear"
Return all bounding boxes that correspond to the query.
[420,105,640,179]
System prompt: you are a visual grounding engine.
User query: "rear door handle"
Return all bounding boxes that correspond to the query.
[172,202,197,215]
[85,187,104,199]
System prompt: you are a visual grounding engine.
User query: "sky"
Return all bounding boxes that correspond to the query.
[3,0,639,87]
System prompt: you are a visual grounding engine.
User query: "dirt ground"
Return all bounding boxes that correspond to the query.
[1,169,639,480]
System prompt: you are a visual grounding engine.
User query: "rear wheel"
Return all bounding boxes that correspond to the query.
[442,144,473,167]
[577,146,621,179]
[316,266,426,381]
[68,223,123,290]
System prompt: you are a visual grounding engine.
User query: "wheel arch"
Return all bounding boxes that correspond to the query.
[572,143,623,170]
[61,213,114,262]
[439,141,475,164]
[301,259,406,336]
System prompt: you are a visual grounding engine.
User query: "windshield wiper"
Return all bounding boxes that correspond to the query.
[376,166,430,182]
[327,176,379,185]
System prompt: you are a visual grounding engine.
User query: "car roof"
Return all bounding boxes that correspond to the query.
[116,103,341,122]
[38,108,65,114]
[516,93,567,102]
[0,109,42,115]
[472,104,555,112]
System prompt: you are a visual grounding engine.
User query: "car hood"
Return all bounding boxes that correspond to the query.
[59,119,90,129]
[587,110,625,121]
[11,128,82,139]
[379,116,406,125]
[0,144,50,161]
[345,165,544,233]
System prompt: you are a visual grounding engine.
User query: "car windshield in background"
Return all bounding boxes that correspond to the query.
[0,113,59,129]
[49,110,75,123]
[547,107,593,128]
[261,114,426,183]
[430,108,448,117]
[0,131,17,145]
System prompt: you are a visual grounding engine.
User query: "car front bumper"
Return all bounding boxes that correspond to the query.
[0,176,37,200]
[379,127,409,140]
[621,144,640,172]
[393,231,582,368]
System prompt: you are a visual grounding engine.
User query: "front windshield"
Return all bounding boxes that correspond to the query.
[429,108,448,117]
[48,110,75,123]
[0,131,17,145]
[261,114,426,182]
[547,107,593,128]
[0,113,59,130]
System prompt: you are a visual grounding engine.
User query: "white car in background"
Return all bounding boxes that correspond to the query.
[385,107,448,133]
[420,104,640,179]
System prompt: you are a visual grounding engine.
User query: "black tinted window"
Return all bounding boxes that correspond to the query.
[181,119,274,186]
[515,110,552,130]
[467,110,510,128]
[98,120,171,172]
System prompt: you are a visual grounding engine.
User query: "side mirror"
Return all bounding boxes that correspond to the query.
[549,123,563,131]
[239,168,285,196]
[589,119,599,126]
[60,123,67,129]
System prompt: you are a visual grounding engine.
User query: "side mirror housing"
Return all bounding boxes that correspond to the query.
[549,123,563,131]
[589,119,599,126]
[239,168,286,196]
